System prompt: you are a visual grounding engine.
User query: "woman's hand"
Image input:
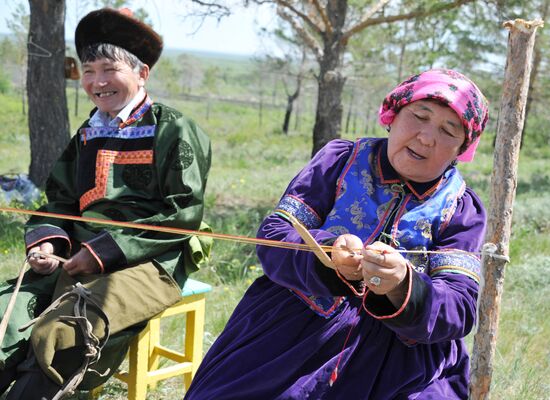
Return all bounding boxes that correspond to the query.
[63,248,101,276]
[361,241,409,306]
[331,234,364,281]
[28,242,59,275]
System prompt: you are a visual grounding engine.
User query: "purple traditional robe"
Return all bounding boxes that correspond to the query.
[185,139,486,400]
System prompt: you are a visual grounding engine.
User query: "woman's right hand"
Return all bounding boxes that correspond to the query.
[28,242,59,275]
[331,234,364,281]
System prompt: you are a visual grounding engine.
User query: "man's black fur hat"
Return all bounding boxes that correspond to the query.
[75,8,163,68]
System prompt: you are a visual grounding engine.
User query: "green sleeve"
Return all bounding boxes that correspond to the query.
[24,135,81,256]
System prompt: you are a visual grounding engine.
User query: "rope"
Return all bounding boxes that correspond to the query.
[0,206,493,258]
[10,252,110,400]
[0,206,509,397]
[0,255,29,346]
[19,278,110,400]
[0,206,330,253]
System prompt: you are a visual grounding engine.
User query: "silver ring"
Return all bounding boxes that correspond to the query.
[369,276,382,286]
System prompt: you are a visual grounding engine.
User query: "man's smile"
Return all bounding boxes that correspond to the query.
[95,91,117,98]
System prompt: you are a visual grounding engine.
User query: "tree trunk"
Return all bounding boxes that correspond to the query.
[27,0,69,188]
[397,20,409,82]
[520,43,540,149]
[294,98,300,131]
[258,73,263,127]
[469,18,543,400]
[345,89,354,133]
[20,83,26,116]
[520,0,549,149]
[282,97,293,134]
[311,0,348,156]
[282,78,301,134]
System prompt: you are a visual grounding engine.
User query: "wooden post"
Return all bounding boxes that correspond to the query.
[469,19,543,400]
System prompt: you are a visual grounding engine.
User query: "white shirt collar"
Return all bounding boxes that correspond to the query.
[88,87,146,128]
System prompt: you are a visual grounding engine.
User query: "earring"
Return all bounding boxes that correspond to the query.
[450,159,458,167]
[386,125,391,132]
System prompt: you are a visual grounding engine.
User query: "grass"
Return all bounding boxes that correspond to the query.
[0,87,549,399]
[489,254,550,399]
[0,94,29,175]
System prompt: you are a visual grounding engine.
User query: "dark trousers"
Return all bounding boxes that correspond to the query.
[0,353,61,400]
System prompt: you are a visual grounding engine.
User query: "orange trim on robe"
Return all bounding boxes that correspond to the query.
[80,149,154,211]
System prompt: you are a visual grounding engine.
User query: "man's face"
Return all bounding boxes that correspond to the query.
[81,58,149,118]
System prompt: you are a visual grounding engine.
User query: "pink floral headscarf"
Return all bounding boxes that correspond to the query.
[378,69,489,162]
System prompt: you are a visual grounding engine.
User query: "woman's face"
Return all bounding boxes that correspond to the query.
[387,100,465,183]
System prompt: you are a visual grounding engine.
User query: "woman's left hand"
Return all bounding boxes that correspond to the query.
[361,241,409,303]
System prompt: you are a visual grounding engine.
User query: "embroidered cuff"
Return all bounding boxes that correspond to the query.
[275,194,322,229]
[82,230,127,273]
[25,226,71,256]
[429,251,481,284]
[363,266,427,325]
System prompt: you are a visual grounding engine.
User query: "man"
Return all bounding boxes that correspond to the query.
[0,8,211,399]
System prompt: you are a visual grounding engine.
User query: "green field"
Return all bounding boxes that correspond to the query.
[0,76,548,399]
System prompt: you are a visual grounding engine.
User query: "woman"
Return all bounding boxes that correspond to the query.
[185,69,489,399]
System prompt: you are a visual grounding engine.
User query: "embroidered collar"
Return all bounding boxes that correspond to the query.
[88,88,150,128]
[375,140,446,200]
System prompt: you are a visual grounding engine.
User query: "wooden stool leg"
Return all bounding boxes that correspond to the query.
[126,324,151,400]
[147,316,161,389]
[99,282,211,398]
[184,297,206,390]
[88,385,103,399]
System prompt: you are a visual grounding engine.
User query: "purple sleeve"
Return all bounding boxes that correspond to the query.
[256,139,354,296]
[365,187,487,343]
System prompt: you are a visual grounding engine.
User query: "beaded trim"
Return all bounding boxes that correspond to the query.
[80,125,156,142]
[275,195,322,229]
[429,251,481,283]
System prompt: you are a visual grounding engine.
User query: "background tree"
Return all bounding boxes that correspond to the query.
[189,0,478,155]
[268,0,477,155]
[6,3,29,115]
[153,57,182,98]
[27,0,70,187]
[281,50,306,134]
[203,66,220,120]
[177,53,203,94]
[258,24,311,134]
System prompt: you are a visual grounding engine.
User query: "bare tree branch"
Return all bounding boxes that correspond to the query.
[342,0,474,44]
[277,6,323,60]
[189,0,232,21]
[343,0,390,39]
[310,0,333,34]
[275,0,323,35]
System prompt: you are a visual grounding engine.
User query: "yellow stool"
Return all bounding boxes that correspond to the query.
[91,278,211,400]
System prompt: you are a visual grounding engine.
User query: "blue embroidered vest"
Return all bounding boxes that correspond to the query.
[281,138,469,318]
[323,138,466,270]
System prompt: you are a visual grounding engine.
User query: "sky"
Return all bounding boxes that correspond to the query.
[0,0,278,56]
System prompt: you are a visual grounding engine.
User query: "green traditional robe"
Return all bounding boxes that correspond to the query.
[0,100,212,388]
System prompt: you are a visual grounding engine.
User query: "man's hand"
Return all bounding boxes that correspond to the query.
[28,242,59,275]
[63,248,101,276]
